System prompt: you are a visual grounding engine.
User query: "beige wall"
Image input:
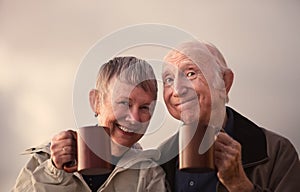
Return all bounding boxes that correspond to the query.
[1,0,299,190]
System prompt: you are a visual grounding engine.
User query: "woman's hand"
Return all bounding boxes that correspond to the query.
[50,130,77,172]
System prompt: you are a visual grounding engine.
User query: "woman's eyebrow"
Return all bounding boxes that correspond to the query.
[115,96,131,101]
[162,67,173,77]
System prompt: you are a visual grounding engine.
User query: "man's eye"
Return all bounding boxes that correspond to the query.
[186,71,196,79]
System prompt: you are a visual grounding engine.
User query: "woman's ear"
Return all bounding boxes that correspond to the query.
[89,89,100,114]
[223,69,234,95]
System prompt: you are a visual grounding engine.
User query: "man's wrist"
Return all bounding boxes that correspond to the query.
[226,178,254,192]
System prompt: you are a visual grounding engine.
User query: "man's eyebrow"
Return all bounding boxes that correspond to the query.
[182,63,201,71]
[183,62,197,68]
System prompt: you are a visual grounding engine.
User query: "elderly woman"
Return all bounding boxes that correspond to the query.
[13,57,168,192]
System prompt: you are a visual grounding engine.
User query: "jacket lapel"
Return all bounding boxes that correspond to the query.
[229,107,269,167]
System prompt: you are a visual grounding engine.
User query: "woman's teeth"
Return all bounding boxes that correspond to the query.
[118,125,134,133]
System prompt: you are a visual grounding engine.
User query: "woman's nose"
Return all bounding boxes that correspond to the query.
[125,107,141,124]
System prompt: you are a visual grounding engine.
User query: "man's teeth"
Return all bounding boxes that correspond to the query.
[119,126,134,133]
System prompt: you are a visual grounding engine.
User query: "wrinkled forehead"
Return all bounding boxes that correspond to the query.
[164,44,215,67]
[162,57,198,77]
[163,50,217,77]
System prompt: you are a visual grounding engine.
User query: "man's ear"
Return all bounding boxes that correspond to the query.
[223,69,234,95]
[89,89,100,114]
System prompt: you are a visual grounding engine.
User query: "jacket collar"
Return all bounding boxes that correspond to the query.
[228,107,269,167]
[159,107,269,192]
[117,148,161,169]
[159,107,269,168]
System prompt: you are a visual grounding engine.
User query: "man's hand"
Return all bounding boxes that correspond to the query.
[50,130,77,172]
[214,132,253,192]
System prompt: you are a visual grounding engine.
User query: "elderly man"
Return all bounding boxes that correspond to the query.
[159,41,300,192]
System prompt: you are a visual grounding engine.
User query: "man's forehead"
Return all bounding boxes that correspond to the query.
[163,49,218,74]
[164,58,198,66]
[164,51,190,64]
[163,59,201,73]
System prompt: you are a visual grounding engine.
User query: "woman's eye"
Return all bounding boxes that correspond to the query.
[140,105,150,111]
[163,77,174,86]
[118,101,130,106]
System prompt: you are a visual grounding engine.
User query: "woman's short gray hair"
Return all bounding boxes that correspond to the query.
[96,56,158,102]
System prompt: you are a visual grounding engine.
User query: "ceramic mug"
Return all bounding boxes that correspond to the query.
[179,124,215,173]
[64,125,112,175]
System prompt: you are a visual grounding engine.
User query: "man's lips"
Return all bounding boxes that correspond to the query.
[174,97,198,109]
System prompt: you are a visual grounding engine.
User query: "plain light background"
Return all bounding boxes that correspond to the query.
[1,0,299,191]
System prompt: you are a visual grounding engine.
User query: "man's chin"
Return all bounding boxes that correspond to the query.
[181,115,199,126]
[179,109,198,123]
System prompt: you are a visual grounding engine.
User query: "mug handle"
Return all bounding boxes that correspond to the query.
[63,160,78,173]
[63,130,78,173]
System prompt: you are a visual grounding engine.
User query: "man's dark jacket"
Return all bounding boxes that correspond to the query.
[158,107,300,192]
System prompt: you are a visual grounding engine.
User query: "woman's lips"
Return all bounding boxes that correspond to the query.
[118,125,134,133]
[115,124,143,136]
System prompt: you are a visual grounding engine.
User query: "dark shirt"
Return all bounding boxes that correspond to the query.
[175,108,234,192]
[82,173,110,192]
[82,155,121,192]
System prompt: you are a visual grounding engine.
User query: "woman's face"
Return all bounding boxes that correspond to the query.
[98,78,156,148]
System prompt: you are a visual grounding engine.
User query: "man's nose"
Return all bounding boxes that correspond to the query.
[173,75,189,97]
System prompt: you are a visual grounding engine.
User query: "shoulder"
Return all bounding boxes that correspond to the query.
[262,128,299,159]
[22,142,51,155]
[21,142,51,162]
[230,107,299,164]
[231,107,298,159]
[15,142,69,183]
[157,133,179,165]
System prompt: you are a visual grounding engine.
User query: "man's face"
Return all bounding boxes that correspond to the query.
[162,58,213,126]
[98,78,156,148]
